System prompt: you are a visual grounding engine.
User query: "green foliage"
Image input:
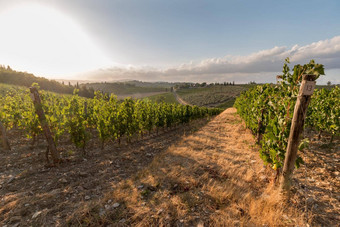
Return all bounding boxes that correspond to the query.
[93,91,114,148]
[145,92,179,104]
[0,83,222,153]
[306,86,340,137]
[83,82,167,96]
[65,89,90,153]
[177,85,246,107]
[0,65,94,98]
[234,58,328,170]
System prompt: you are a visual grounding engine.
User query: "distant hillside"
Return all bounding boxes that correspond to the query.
[55,79,93,86]
[176,85,247,108]
[123,80,181,88]
[143,92,179,104]
[0,65,94,98]
[84,82,170,95]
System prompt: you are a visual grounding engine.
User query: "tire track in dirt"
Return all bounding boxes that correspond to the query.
[173,90,192,106]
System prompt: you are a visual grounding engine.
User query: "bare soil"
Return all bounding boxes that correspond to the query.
[292,129,340,226]
[0,119,210,226]
[0,108,339,226]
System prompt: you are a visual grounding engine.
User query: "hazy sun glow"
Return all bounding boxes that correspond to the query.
[0,3,112,78]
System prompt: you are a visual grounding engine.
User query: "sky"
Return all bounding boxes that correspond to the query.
[0,0,339,84]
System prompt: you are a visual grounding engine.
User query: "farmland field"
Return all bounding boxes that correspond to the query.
[83,82,170,99]
[144,92,179,104]
[176,85,246,108]
[1,105,338,226]
[1,1,339,226]
[0,67,339,227]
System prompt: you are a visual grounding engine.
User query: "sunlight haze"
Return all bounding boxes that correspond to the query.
[0,0,339,83]
[0,3,112,78]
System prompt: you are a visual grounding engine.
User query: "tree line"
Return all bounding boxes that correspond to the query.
[0,65,94,98]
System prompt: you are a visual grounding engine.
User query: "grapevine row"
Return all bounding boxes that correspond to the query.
[234,59,339,172]
[306,86,340,142]
[0,84,222,155]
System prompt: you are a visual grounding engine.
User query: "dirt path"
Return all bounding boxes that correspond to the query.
[68,108,299,226]
[173,90,192,106]
[1,108,338,226]
[292,129,340,226]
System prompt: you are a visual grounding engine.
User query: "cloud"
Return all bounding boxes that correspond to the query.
[83,36,340,83]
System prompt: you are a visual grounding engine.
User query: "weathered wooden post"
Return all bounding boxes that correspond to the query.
[30,87,60,164]
[280,74,316,193]
[0,121,11,151]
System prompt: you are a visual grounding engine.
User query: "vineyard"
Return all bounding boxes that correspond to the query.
[144,92,179,104]
[176,85,246,108]
[83,82,170,100]
[0,83,221,162]
[0,62,339,226]
[234,59,339,184]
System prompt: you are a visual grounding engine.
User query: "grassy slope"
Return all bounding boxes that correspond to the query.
[0,83,21,95]
[0,67,92,97]
[0,83,76,99]
[176,85,246,108]
[124,80,177,88]
[144,92,179,104]
[84,83,168,95]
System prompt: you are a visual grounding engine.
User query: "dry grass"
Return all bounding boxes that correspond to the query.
[68,108,305,226]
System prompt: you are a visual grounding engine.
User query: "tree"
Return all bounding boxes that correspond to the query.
[327,81,331,86]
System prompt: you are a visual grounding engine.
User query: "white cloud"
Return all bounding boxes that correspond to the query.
[84,36,340,83]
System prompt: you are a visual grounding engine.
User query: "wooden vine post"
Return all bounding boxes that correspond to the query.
[0,121,11,151]
[280,74,316,193]
[30,87,60,163]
